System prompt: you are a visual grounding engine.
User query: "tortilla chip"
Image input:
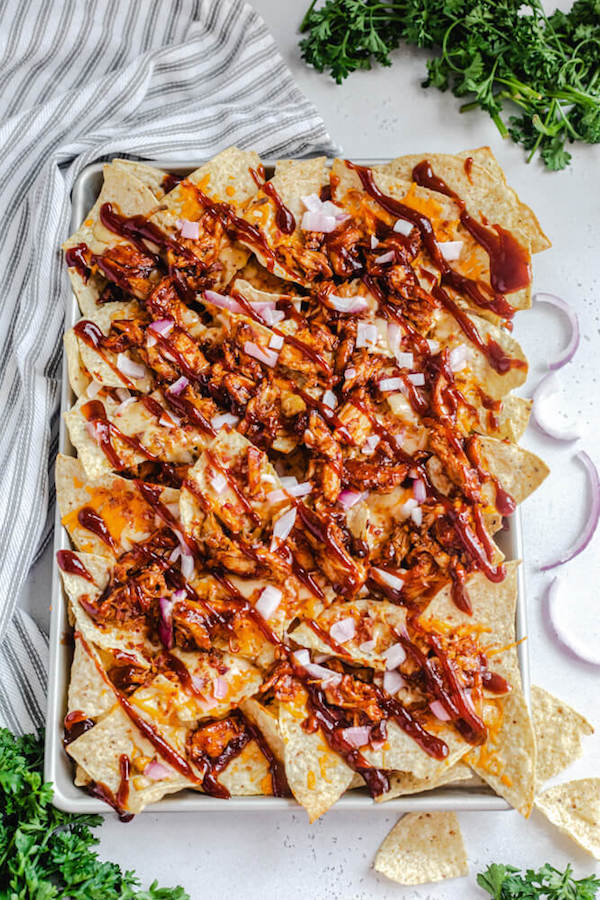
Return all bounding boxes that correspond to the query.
[478,435,549,505]
[531,685,594,786]
[56,453,179,558]
[536,779,600,859]
[376,761,472,802]
[68,633,115,719]
[382,149,549,254]
[279,690,354,822]
[67,704,194,814]
[374,811,468,885]
[422,562,536,816]
[240,697,285,764]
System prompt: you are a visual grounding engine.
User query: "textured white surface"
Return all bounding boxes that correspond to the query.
[19,1,600,896]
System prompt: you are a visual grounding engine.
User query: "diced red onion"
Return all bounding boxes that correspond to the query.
[180,548,194,580]
[534,292,580,370]
[268,482,311,502]
[116,353,147,380]
[430,700,452,721]
[386,321,401,356]
[545,576,600,665]
[272,507,297,542]
[411,506,423,527]
[541,450,600,570]
[344,367,357,379]
[399,497,418,517]
[146,332,157,348]
[165,501,179,518]
[413,479,427,502]
[320,199,349,222]
[211,412,239,430]
[356,322,378,348]
[204,290,243,313]
[179,219,200,240]
[408,372,425,386]
[330,617,356,644]
[363,434,380,455]
[383,670,406,694]
[244,341,279,367]
[86,379,102,399]
[397,352,414,369]
[370,234,379,249]
[359,639,376,654]
[210,472,228,495]
[306,661,342,686]
[115,387,131,403]
[158,597,174,649]
[279,476,298,488]
[341,725,371,749]
[143,760,172,781]
[328,294,369,314]
[438,240,463,261]
[301,210,336,233]
[449,344,471,372]
[393,218,413,236]
[149,318,175,337]
[383,642,407,670]
[169,546,181,564]
[255,585,282,620]
[375,250,395,265]
[323,389,337,409]
[427,339,440,353]
[257,304,285,327]
[168,375,189,396]
[269,332,284,350]
[372,567,405,591]
[338,490,367,510]
[378,377,404,393]
[532,372,580,441]
[173,589,186,602]
[213,676,228,700]
[301,193,321,212]
[292,648,310,666]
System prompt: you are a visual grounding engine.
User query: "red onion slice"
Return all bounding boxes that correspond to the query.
[158,597,174,649]
[168,375,189,396]
[534,292,580,370]
[149,318,174,336]
[116,353,147,380]
[244,341,279,367]
[180,548,195,580]
[545,576,600,665]
[204,289,243,314]
[429,700,452,721]
[541,450,600,570]
[531,372,580,442]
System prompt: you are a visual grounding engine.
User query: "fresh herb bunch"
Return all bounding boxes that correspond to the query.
[299,0,600,169]
[477,862,600,899]
[0,728,189,900]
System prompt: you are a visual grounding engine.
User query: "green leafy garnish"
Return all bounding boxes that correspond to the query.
[0,728,189,899]
[299,0,600,169]
[477,861,600,899]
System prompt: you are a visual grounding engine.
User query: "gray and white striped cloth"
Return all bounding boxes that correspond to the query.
[0,0,338,735]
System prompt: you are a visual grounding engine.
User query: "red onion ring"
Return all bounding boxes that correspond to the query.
[541,450,600,570]
[534,292,580,370]
[531,372,580,442]
[545,576,600,666]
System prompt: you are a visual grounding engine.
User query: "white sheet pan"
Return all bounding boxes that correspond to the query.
[45,159,529,814]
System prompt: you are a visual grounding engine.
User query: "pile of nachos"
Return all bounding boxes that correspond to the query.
[56,146,551,822]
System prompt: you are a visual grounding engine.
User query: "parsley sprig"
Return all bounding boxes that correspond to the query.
[0,728,189,900]
[477,862,600,899]
[299,0,600,169]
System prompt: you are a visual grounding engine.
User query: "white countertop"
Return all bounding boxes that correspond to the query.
[19,1,600,896]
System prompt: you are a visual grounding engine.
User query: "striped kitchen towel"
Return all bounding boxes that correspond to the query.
[0,0,338,733]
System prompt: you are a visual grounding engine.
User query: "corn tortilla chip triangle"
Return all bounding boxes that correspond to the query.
[531,685,594,786]
[535,778,600,859]
[374,811,468,885]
